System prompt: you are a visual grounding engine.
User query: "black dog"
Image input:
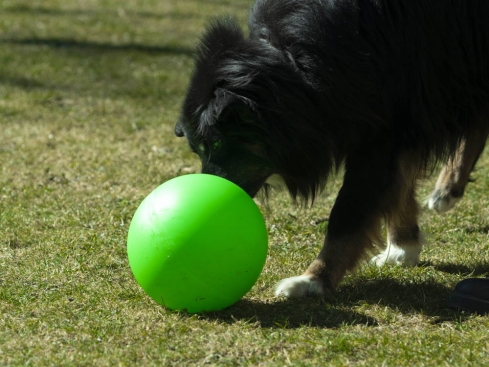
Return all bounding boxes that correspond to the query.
[176,0,489,297]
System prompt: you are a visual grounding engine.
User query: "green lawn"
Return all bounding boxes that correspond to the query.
[1,1,488,366]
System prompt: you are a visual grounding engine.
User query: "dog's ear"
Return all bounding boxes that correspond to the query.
[199,89,258,132]
[193,18,256,132]
[199,88,239,130]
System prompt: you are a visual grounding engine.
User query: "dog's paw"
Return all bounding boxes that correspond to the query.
[275,275,324,298]
[427,189,461,213]
[371,243,421,267]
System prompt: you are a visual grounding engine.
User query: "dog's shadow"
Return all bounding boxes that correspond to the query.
[422,260,489,277]
[196,269,483,328]
[199,296,378,329]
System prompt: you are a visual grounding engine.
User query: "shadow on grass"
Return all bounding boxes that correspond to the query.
[196,276,477,328]
[0,38,195,56]
[336,278,453,315]
[2,4,194,19]
[3,3,250,19]
[462,225,489,235]
[421,260,489,277]
[199,296,378,329]
[0,74,48,90]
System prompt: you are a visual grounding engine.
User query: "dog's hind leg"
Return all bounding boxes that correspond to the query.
[371,162,423,266]
[428,128,488,213]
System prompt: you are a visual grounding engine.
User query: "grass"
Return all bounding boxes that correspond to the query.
[1,1,488,365]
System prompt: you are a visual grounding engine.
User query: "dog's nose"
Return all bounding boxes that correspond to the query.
[174,121,184,137]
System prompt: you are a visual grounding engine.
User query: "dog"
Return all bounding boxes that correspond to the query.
[175,0,489,298]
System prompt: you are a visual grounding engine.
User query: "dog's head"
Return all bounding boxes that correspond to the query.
[175,19,280,197]
[176,18,339,201]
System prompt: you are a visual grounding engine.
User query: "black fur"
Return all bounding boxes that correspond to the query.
[177,0,489,293]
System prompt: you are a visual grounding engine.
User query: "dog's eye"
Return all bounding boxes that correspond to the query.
[211,140,222,152]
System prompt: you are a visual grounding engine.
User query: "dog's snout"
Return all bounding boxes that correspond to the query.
[201,162,227,178]
[175,121,184,137]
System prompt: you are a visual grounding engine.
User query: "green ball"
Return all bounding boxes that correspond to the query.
[127,174,268,313]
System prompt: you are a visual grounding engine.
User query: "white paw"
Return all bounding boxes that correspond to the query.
[427,191,460,213]
[371,243,422,267]
[275,275,323,298]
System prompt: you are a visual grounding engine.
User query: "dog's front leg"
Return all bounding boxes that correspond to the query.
[275,154,390,298]
[275,225,381,298]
